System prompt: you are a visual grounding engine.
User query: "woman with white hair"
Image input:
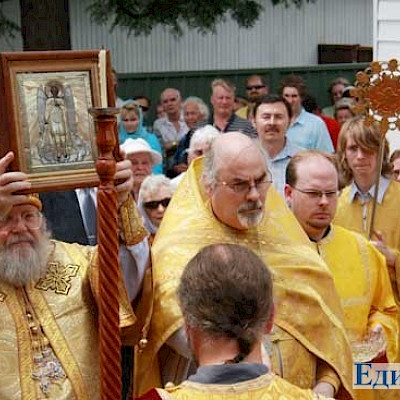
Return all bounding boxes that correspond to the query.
[171,125,219,189]
[120,138,163,201]
[172,97,210,174]
[138,175,175,245]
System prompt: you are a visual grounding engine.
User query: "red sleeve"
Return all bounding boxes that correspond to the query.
[319,115,340,149]
[135,388,163,400]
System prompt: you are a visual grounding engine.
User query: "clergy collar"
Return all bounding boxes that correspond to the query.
[348,176,390,204]
[308,225,331,243]
[188,363,268,384]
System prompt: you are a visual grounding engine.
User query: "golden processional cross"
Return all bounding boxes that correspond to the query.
[352,59,400,239]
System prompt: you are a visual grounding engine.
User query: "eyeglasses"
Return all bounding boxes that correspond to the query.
[143,198,171,210]
[217,174,272,193]
[292,187,338,200]
[0,211,43,232]
[140,106,149,112]
[246,85,266,90]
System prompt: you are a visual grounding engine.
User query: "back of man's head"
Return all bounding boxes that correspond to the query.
[178,243,273,363]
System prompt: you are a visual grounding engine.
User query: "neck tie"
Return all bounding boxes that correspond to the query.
[82,188,97,246]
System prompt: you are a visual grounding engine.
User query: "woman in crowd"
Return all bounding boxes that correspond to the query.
[322,77,350,118]
[334,98,355,127]
[119,101,163,174]
[138,175,175,245]
[171,124,219,189]
[172,97,209,175]
[120,138,163,201]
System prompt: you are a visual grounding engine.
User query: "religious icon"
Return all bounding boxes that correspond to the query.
[36,80,90,164]
[17,72,95,171]
[0,50,115,192]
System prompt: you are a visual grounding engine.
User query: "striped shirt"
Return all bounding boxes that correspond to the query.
[197,112,258,138]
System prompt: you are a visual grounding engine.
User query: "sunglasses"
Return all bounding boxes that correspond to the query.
[141,106,149,112]
[143,198,171,209]
[246,85,266,90]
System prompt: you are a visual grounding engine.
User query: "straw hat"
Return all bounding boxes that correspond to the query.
[120,138,162,166]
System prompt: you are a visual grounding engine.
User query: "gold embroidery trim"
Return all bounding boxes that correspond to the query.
[35,262,79,295]
[0,283,37,398]
[29,284,88,400]
[119,195,147,246]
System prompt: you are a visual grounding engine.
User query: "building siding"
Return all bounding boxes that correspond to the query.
[375,0,400,60]
[68,0,372,73]
[373,0,400,152]
[1,0,372,72]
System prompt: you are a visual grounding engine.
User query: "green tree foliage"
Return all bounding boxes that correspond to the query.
[0,0,317,41]
[87,0,316,36]
[0,0,19,38]
[272,0,315,7]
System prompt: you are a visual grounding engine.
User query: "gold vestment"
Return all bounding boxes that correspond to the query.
[335,181,400,304]
[157,373,335,400]
[0,240,135,399]
[135,159,354,399]
[312,225,399,361]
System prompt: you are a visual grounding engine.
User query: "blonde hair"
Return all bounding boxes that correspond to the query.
[337,116,391,185]
[211,78,236,95]
[120,101,140,120]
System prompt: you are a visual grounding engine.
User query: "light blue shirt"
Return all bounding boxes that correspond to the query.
[348,176,390,232]
[287,108,334,153]
[265,138,305,198]
[348,176,391,204]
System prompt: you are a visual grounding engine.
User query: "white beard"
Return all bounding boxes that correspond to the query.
[0,231,51,287]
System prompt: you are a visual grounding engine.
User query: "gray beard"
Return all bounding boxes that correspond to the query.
[237,200,264,229]
[0,231,51,287]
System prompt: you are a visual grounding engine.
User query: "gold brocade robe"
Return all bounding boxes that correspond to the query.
[135,158,354,399]
[311,225,400,400]
[335,180,400,305]
[312,225,399,362]
[0,240,135,400]
[156,373,335,400]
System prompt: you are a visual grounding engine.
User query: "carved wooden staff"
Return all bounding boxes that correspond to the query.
[353,59,400,238]
[89,107,121,400]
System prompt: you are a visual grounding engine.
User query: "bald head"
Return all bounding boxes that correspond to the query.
[160,88,182,119]
[203,132,270,230]
[161,88,181,100]
[284,151,339,241]
[204,132,265,184]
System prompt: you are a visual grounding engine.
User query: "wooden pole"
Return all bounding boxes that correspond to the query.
[89,107,121,400]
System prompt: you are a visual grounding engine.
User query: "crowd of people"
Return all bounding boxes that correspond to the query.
[2,71,400,400]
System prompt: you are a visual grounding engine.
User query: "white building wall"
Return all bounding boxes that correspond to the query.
[373,0,400,152]
[69,0,372,72]
[374,0,400,60]
[1,0,373,72]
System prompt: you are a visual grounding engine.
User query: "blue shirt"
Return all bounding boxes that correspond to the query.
[348,176,391,205]
[286,108,334,153]
[265,138,305,198]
